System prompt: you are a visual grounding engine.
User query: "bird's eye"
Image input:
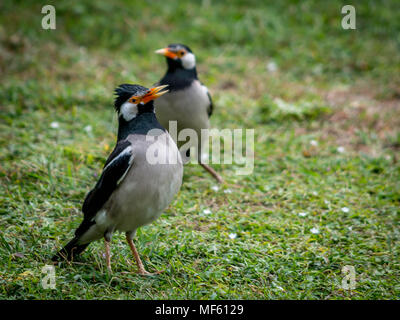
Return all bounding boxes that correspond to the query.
[177,50,185,57]
[129,97,137,104]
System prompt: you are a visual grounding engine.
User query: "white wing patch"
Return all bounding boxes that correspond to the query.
[93,208,107,223]
[117,153,134,185]
[103,145,134,186]
[104,146,132,171]
[200,83,209,96]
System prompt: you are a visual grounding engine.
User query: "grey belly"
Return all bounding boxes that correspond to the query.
[155,84,210,136]
[109,158,183,231]
[155,85,210,161]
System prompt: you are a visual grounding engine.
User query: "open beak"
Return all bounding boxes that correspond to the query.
[141,85,169,104]
[155,48,178,59]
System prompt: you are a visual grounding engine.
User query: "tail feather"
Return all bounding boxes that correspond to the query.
[53,217,96,262]
[52,237,90,262]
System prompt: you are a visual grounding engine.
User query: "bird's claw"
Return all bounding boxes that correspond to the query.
[138,269,164,276]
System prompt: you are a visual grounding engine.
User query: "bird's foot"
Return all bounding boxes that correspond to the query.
[137,269,164,276]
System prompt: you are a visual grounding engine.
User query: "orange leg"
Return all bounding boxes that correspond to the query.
[104,238,112,272]
[126,234,151,275]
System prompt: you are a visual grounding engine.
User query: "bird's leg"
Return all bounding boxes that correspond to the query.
[196,142,223,183]
[104,238,112,273]
[125,233,151,275]
[200,163,224,184]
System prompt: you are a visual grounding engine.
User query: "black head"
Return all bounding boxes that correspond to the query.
[167,43,193,54]
[114,84,169,121]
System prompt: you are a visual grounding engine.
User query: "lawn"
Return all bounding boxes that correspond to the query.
[0,0,399,299]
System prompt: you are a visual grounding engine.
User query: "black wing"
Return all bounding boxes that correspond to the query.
[81,140,133,221]
[206,90,213,117]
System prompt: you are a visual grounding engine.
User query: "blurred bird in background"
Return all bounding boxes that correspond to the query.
[53,84,183,274]
[154,44,223,183]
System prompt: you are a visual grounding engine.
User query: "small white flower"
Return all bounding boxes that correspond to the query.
[267,61,278,72]
[228,233,237,239]
[324,200,330,205]
[337,146,345,153]
[50,121,59,129]
[203,209,212,215]
[84,125,92,133]
[348,226,353,231]
[211,185,219,192]
[272,282,285,291]
[298,212,308,217]
[310,140,318,147]
[312,191,318,196]
[310,227,320,234]
[224,189,232,194]
[341,207,350,213]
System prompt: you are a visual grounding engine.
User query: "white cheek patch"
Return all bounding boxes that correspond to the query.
[182,52,196,69]
[120,102,138,121]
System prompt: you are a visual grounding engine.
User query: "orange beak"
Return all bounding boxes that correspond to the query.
[141,85,169,104]
[155,47,178,59]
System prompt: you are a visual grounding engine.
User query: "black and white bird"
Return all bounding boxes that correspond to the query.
[154,44,223,183]
[52,84,183,274]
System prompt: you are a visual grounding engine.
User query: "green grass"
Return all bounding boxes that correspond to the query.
[1,0,399,299]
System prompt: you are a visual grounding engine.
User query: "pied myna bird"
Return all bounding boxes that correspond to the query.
[154,44,223,183]
[52,84,183,274]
